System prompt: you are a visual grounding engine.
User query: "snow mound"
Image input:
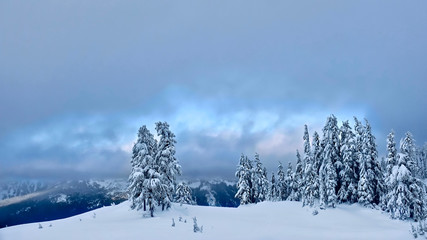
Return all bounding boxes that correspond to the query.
[0,201,411,240]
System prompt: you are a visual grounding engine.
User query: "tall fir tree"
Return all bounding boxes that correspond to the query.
[338,121,358,203]
[284,162,294,201]
[353,117,363,154]
[289,150,304,201]
[155,121,182,211]
[277,162,286,201]
[269,172,278,201]
[302,125,317,207]
[415,146,426,179]
[312,131,322,199]
[128,125,159,215]
[319,115,339,208]
[357,119,383,206]
[235,154,254,204]
[400,132,417,175]
[262,167,270,201]
[419,143,427,179]
[386,131,398,175]
[386,132,427,220]
[253,153,268,202]
[383,130,398,208]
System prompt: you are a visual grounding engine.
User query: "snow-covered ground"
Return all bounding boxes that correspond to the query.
[0,201,411,240]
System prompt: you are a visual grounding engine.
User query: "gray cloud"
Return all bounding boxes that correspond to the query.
[1,1,427,180]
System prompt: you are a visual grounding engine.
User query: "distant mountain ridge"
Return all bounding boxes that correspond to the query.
[1,180,51,201]
[0,179,237,228]
[187,180,239,207]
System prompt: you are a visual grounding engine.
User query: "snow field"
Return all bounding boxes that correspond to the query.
[0,200,412,240]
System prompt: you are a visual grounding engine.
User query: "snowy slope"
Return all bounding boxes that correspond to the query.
[0,201,411,240]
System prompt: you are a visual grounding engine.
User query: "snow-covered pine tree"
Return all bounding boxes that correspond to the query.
[423,143,427,179]
[415,146,426,179]
[319,115,339,208]
[386,131,397,176]
[383,130,398,208]
[303,125,317,207]
[253,153,268,203]
[338,121,358,203]
[302,124,311,176]
[269,172,278,201]
[418,143,427,179]
[262,167,269,201]
[235,154,254,204]
[357,120,374,206]
[322,153,338,208]
[155,121,182,211]
[128,125,158,213]
[410,177,427,221]
[367,120,385,205]
[400,132,417,175]
[284,162,293,201]
[175,182,195,206]
[357,119,383,206]
[252,153,261,203]
[277,162,286,201]
[312,131,322,199]
[288,150,303,201]
[353,117,363,154]
[319,161,327,209]
[386,132,427,220]
[401,133,427,220]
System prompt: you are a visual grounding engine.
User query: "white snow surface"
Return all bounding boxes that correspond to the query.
[0,201,411,240]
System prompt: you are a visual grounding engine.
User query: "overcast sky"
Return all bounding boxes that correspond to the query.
[1,0,427,181]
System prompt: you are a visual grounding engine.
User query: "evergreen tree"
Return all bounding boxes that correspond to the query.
[269,172,278,201]
[386,131,397,176]
[418,143,427,179]
[323,154,338,208]
[128,125,158,214]
[319,161,327,209]
[303,125,311,160]
[284,162,293,201]
[253,153,268,202]
[312,131,322,199]
[277,162,286,201]
[155,121,182,211]
[175,182,195,206]
[303,125,317,207]
[415,146,426,179]
[289,150,304,201]
[262,167,269,201]
[338,121,358,203]
[386,132,427,220]
[383,130,398,208]
[353,117,363,155]
[235,154,254,204]
[319,115,339,208]
[357,119,383,206]
[400,132,417,174]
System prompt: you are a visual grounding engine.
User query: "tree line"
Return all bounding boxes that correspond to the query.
[235,115,427,221]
